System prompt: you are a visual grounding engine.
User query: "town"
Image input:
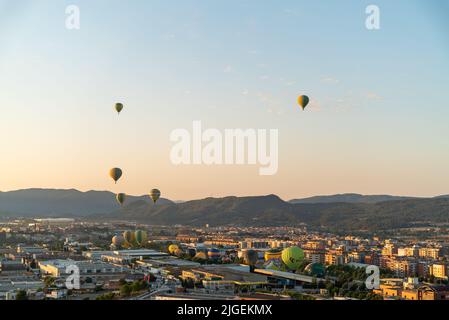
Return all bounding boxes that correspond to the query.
[1,218,448,300]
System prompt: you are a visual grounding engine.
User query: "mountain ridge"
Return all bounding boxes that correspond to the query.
[289,193,421,204]
[1,189,449,232]
[0,188,173,217]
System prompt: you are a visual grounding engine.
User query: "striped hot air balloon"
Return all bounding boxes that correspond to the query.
[297,95,310,110]
[123,230,135,245]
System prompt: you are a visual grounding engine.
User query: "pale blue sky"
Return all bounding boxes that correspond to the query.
[0,0,448,199]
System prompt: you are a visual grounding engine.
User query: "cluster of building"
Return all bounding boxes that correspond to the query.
[1,219,449,300]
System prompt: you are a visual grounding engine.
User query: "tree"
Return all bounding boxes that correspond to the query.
[96,293,116,300]
[16,290,28,300]
[120,284,132,297]
[44,277,55,288]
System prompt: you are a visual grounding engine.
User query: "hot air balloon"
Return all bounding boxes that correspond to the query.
[264,259,282,271]
[116,193,126,206]
[297,95,310,110]
[242,250,258,266]
[135,230,148,246]
[115,103,124,115]
[112,235,125,247]
[168,244,179,255]
[109,168,123,184]
[281,246,304,270]
[174,248,184,257]
[123,230,135,245]
[264,249,282,262]
[304,263,325,277]
[193,251,207,261]
[187,248,196,258]
[149,189,161,204]
[207,248,220,260]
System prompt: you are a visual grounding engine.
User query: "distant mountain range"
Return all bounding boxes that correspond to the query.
[1,189,449,232]
[289,193,420,204]
[114,194,449,231]
[0,189,173,217]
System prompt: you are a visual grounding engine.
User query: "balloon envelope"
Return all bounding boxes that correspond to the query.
[116,193,126,206]
[264,249,282,261]
[123,230,135,244]
[297,95,310,110]
[115,103,124,114]
[149,189,161,203]
[193,252,207,260]
[207,248,220,259]
[168,244,179,254]
[109,168,123,184]
[281,246,305,270]
[135,230,148,246]
[304,263,325,277]
[243,250,259,266]
[187,248,196,258]
[174,248,184,257]
[112,235,124,247]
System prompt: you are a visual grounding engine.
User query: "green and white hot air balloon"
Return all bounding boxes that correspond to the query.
[116,193,126,206]
[134,230,148,246]
[281,246,304,270]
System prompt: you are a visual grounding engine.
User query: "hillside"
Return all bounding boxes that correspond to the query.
[0,189,173,217]
[289,193,418,204]
[113,195,449,231]
[1,189,449,232]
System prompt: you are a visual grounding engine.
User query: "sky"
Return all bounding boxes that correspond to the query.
[0,0,448,200]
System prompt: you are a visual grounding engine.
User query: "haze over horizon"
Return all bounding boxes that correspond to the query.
[1,0,448,200]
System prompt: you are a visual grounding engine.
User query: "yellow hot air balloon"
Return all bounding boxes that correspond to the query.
[297,95,310,110]
[264,249,282,261]
[115,103,124,115]
[168,244,179,254]
[116,193,126,206]
[109,168,123,184]
[149,189,161,204]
